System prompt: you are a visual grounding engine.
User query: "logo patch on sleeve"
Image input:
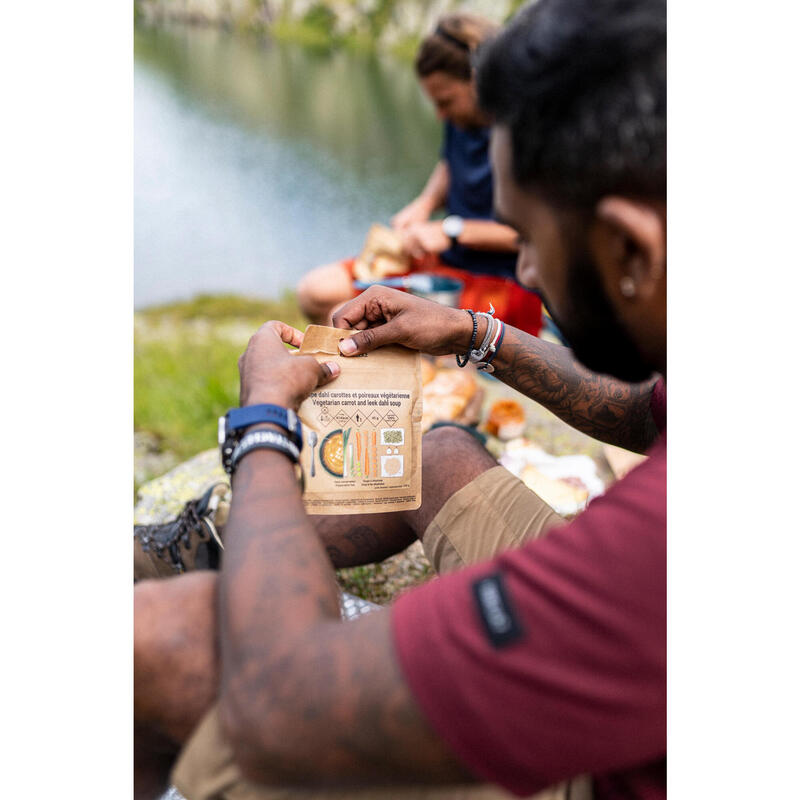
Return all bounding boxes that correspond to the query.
[472,572,524,648]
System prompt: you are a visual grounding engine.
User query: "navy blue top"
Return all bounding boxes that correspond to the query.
[440,122,519,280]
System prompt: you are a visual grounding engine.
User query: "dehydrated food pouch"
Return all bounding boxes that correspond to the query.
[297,325,422,514]
[352,223,409,283]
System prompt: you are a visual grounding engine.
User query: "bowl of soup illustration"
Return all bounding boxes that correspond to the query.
[319,429,345,477]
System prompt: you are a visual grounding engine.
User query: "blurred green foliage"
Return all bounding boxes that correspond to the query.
[134,333,240,459]
[303,3,337,36]
[134,292,306,461]
[506,0,531,20]
[141,292,305,323]
[135,0,521,58]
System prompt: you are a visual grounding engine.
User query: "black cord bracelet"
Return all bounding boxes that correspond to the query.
[456,309,478,367]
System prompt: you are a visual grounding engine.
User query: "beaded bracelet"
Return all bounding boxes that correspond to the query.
[456,309,479,368]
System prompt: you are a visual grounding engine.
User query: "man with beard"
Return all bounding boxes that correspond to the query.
[134,1,666,798]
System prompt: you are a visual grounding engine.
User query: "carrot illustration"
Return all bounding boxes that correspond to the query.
[365,443,369,476]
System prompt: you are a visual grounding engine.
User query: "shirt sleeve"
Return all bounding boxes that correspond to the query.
[390,445,666,797]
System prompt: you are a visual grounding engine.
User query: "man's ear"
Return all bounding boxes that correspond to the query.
[590,197,666,304]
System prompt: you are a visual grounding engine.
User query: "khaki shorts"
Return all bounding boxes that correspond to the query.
[172,466,589,800]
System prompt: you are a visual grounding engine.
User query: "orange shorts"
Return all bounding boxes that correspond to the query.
[343,254,542,337]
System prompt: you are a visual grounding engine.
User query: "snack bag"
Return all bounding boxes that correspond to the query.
[297,325,422,514]
[352,224,410,283]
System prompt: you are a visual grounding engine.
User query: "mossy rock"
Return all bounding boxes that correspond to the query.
[134,448,227,525]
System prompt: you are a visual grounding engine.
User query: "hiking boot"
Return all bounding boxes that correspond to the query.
[134,483,230,581]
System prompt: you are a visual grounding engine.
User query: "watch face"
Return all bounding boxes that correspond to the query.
[443,215,463,239]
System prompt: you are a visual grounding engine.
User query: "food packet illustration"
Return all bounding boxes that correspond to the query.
[296,325,422,514]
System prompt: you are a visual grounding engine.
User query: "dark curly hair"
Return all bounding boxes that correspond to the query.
[476,0,666,209]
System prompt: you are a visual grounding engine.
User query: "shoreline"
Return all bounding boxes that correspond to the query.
[134,5,422,61]
[134,0,526,60]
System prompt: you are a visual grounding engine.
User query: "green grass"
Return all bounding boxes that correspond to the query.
[134,292,307,461]
[134,335,240,459]
[138,291,306,324]
[337,558,434,605]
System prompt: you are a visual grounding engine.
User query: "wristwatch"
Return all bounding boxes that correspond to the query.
[442,215,464,248]
[218,404,303,475]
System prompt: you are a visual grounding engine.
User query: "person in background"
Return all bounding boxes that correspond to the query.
[297,12,543,336]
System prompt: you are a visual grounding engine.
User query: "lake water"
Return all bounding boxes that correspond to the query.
[134,24,441,309]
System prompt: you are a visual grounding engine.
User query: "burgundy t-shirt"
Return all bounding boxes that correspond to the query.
[391,382,666,799]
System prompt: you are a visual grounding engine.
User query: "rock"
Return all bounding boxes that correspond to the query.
[134,448,227,525]
[134,432,181,496]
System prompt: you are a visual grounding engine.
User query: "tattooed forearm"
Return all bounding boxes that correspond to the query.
[223,612,475,788]
[218,449,341,707]
[217,449,471,786]
[493,326,660,454]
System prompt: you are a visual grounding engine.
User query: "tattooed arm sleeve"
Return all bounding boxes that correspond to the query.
[217,449,475,787]
[491,326,660,454]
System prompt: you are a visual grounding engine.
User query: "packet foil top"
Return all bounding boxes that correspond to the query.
[297,325,422,514]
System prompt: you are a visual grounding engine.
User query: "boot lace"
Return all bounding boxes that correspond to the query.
[134,497,211,572]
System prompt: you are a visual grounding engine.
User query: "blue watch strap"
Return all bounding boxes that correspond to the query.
[225,404,302,448]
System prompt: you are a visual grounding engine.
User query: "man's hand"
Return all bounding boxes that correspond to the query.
[390,196,435,230]
[238,320,340,410]
[331,287,476,357]
[399,221,450,258]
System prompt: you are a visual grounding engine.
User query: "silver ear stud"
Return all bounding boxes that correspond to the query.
[620,276,636,298]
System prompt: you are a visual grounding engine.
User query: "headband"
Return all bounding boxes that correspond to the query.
[435,25,471,52]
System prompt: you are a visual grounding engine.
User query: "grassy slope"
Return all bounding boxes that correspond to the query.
[134,292,306,461]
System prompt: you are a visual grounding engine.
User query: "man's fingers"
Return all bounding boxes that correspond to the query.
[332,298,368,330]
[332,287,388,330]
[257,320,304,351]
[271,321,305,349]
[333,287,408,332]
[338,322,400,356]
[317,360,341,387]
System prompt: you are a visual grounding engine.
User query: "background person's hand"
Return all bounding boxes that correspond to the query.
[331,287,474,357]
[238,321,340,410]
[390,196,435,231]
[399,221,450,259]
